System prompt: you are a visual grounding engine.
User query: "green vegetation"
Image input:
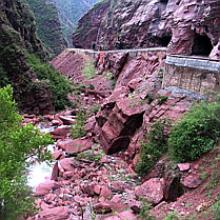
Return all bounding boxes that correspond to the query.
[83,60,96,79]
[71,110,87,139]
[168,102,220,162]
[164,212,179,220]
[157,95,168,105]
[0,65,9,88]
[27,0,66,56]
[90,104,100,115]
[136,120,168,177]
[27,54,72,110]
[52,0,98,45]
[139,199,155,220]
[0,86,53,220]
[77,145,104,162]
[213,198,220,220]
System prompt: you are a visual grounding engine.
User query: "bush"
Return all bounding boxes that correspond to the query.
[168,102,220,162]
[82,60,96,79]
[136,120,168,177]
[27,54,72,110]
[213,198,220,220]
[157,95,168,105]
[164,212,179,220]
[71,110,86,139]
[139,199,155,220]
[0,65,9,88]
[0,86,53,220]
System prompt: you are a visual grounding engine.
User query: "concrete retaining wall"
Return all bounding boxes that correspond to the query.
[163,56,220,95]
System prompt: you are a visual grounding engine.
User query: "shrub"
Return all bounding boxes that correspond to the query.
[71,110,86,139]
[168,102,220,162]
[139,199,155,220]
[213,197,220,220]
[164,212,179,220]
[157,95,168,105]
[0,65,9,88]
[27,54,72,110]
[136,120,168,177]
[0,86,53,220]
[82,60,96,79]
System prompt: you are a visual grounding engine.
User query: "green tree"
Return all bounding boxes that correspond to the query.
[0,86,53,219]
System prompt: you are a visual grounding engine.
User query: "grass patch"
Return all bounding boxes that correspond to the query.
[77,145,104,162]
[83,60,96,79]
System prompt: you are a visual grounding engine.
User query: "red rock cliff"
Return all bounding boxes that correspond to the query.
[73,0,220,59]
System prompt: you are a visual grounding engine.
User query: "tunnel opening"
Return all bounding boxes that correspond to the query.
[160,0,169,4]
[158,36,172,47]
[191,34,213,56]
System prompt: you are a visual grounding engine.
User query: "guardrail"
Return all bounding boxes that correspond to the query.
[166,55,220,73]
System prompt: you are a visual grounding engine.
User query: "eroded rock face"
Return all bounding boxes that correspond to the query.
[73,0,220,59]
[72,0,111,49]
[167,0,220,57]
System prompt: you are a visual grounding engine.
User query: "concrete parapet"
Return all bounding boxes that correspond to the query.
[163,55,220,95]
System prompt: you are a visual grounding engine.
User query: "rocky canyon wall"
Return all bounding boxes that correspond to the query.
[73,0,220,60]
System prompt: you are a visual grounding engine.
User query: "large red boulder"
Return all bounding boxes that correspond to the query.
[135,178,164,205]
[35,180,58,196]
[38,206,69,220]
[57,138,93,154]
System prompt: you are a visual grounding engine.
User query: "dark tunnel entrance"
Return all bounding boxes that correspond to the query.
[158,36,172,47]
[191,34,213,56]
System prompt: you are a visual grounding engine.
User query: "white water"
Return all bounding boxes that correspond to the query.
[27,161,53,189]
[27,124,56,190]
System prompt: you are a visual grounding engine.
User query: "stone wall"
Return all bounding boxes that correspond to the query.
[163,56,220,95]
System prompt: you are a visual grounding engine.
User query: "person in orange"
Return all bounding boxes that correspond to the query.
[97,46,106,74]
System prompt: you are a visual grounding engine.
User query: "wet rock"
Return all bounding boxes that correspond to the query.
[182,174,202,189]
[135,178,164,205]
[35,180,58,196]
[57,138,93,154]
[38,206,69,220]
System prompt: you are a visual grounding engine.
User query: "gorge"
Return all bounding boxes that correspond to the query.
[1,0,220,220]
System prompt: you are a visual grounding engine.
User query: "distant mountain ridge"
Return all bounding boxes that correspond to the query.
[51,0,99,46]
[27,0,67,56]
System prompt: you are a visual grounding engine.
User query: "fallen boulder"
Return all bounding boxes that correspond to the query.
[135,178,164,205]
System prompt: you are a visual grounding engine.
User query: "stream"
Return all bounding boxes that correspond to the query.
[27,124,56,190]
